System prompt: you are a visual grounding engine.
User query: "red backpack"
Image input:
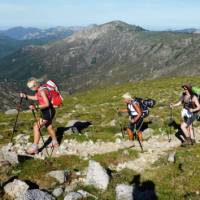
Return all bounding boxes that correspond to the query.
[42,80,63,108]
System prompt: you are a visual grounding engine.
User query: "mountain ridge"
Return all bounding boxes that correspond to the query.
[1,20,200,96]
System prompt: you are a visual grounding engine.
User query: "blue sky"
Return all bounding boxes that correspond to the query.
[0,0,200,30]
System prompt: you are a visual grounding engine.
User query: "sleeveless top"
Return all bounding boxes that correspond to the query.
[127,100,139,116]
[181,94,196,110]
[35,87,51,106]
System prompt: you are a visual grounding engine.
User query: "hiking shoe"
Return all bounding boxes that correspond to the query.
[180,141,189,147]
[26,144,38,155]
[48,140,59,148]
[181,138,191,147]
[191,139,196,145]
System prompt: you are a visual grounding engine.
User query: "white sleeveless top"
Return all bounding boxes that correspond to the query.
[128,103,138,116]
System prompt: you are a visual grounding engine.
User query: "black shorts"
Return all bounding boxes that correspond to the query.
[128,116,144,132]
[41,107,55,123]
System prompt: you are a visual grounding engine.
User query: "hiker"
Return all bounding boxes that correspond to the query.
[118,93,143,141]
[20,78,59,154]
[170,84,200,145]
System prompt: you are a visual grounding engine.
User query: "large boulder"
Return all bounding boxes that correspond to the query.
[47,170,65,184]
[64,190,97,200]
[52,187,64,197]
[64,192,83,200]
[4,179,29,199]
[22,189,55,200]
[5,109,18,115]
[116,184,133,200]
[85,160,109,190]
[1,144,19,165]
[168,152,176,163]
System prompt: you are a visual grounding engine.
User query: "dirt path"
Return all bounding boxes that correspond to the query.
[115,128,200,172]
[9,128,200,173]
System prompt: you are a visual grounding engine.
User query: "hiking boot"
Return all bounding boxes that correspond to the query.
[48,140,59,148]
[181,137,191,147]
[191,139,196,145]
[26,144,38,155]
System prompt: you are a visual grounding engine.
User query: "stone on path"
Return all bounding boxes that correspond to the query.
[4,179,29,199]
[85,160,109,190]
[116,184,133,200]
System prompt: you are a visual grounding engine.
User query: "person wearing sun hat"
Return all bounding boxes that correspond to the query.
[118,92,143,141]
[170,84,200,146]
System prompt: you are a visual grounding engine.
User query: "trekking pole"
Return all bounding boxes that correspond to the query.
[119,121,125,138]
[168,107,173,142]
[10,97,23,143]
[117,108,126,138]
[135,120,144,152]
[31,109,50,157]
[192,121,195,144]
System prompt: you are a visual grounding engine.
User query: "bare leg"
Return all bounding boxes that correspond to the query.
[188,125,194,139]
[180,122,189,138]
[127,128,134,140]
[33,118,46,144]
[47,124,57,142]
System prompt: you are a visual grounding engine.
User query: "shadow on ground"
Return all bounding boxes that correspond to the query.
[130,174,158,200]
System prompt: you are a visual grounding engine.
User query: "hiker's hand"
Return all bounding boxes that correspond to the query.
[20,92,27,99]
[16,104,22,110]
[189,108,194,113]
[29,105,36,110]
[131,118,136,123]
[170,103,174,109]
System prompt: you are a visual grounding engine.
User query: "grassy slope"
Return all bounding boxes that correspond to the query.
[1,76,200,199]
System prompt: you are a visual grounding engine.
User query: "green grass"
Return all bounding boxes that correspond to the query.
[9,155,88,189]
[91,149,138,168]
[144,145,200,199]
[1,76,200,199]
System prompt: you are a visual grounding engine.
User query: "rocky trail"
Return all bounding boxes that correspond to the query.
[1,125,200,199]
[3,127,200,173]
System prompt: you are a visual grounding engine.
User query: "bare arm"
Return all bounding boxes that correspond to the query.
[38,90,50,109]
[190,96,200,113]
[26,94,37,101]
[132,103,142,123]
[20,92,37,101]
[119,108,128,113]
[170,100,182,108]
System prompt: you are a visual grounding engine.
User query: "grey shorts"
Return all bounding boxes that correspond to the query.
[184,113,197,126]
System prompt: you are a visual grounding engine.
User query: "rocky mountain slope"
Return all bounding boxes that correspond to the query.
[1,21,200,93]
[0,26,80,40]
[0,35,23,59]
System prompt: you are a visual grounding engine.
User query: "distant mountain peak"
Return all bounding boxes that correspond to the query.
[101,20,145,31]
[65,20,145,42]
